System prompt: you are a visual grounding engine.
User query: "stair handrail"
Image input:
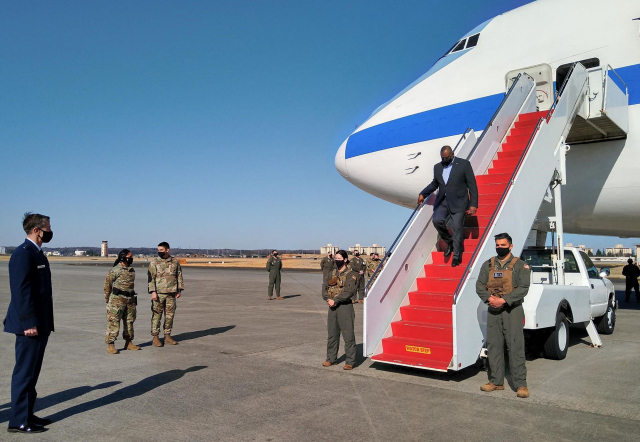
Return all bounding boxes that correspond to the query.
[605,64,628,95]
[453,127,473,153]
[365,126,473,292]
[466,72,533,161]
[452,63,588,304]
[365,203,420,292]
[545,62,577,122]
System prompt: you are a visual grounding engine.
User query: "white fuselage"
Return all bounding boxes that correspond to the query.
[336,0,640,237]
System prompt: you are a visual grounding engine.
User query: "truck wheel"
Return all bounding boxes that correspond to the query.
[596,301,615,335]
[543,312,569,360]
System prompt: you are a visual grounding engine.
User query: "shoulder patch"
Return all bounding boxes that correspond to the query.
[352,275,357,281]
[524,264,530,270]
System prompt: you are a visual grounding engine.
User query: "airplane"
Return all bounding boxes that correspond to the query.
[335,0,640,238]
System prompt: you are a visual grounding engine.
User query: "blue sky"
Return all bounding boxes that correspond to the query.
[0,0,636,252]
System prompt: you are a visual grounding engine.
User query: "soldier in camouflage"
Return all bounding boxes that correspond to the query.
[349,250,366,303]
[266,250,283,300]
[322,250,358,370]
[366,253,383,292]
[104,249,140,354]
[148,242,184,347]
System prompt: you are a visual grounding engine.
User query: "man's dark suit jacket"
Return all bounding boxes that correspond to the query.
[419,157,479,214]
[3,240,55,335]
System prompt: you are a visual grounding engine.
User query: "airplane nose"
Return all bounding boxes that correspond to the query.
[335,139,349,180]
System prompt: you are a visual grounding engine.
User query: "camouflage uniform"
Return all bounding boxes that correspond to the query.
[104,265,137,344]
[322,266,358,365]
[266,255,282,298]
[366,258,383,291]
[320,256,334,291]
[148,256,184,336]
[349,255,366,301]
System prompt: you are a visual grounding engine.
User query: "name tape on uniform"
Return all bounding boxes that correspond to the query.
[405,345,431,355]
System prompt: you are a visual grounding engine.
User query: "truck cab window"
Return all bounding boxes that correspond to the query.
[579,251,600,278]
[564,251,580,273]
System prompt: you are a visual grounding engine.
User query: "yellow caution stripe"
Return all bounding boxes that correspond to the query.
[405,345,431,355]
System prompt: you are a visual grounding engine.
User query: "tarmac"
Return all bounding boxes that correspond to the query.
[1,263,639,442]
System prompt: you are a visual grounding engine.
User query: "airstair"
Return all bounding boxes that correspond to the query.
[364,62,630,371]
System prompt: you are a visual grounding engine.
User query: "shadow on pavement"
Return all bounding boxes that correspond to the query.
[45,366,207,422]
[615,289,640,309]
[282,295,301,299]
[0,382,121,424]
[139,325,235,348]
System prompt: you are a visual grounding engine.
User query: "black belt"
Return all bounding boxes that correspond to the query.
[112,288,135,297]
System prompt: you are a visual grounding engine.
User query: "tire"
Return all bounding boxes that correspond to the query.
[543,312,569,360]
[596,301,616,335]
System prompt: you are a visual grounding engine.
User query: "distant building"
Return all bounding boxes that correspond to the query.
[349,243,386,256]
[0,246,5,255]
[75,250,86,256]
[635,245,640,259]
[320,244,340,255]
[605,244,632,256]
[566,243,594,254]
[101,241,108,257]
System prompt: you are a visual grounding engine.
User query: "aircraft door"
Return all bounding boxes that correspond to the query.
[505,64,553,111]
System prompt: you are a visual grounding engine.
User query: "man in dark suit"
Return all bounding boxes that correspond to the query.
[418,146,478,267]
[4,213,55,433]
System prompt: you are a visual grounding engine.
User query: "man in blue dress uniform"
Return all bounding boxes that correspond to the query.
[3,213,55,433]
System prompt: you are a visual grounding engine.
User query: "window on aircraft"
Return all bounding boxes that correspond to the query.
[451,39,467,53]
[556,58,600,92]
[466,34,480,48]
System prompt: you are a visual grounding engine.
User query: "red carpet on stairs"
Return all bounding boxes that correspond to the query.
[371,111,546,371]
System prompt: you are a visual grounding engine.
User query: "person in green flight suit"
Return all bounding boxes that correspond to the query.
[476,232,531,398]
[322,250,358,370]
[349,250,366,303]
[266,250,283,300]
[320,251,335,290]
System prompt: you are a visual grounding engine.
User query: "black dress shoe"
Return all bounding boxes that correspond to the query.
[444,243,454,258]
[451,258,461,267]
[7,424,47,433]
[30,415,52,426]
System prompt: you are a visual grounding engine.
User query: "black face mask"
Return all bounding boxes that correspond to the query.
[354,253,359,257]
[496,247,511,258]
[335,260,345,268]
[273,253,278,257]
[158,251,167,258]
[40,230,53,243]
[124,257,133,265]
[441,156,453,166]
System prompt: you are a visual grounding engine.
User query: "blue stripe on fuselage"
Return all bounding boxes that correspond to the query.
[345,93,504,159]
[346,63,640,160]
[616,64,640,106]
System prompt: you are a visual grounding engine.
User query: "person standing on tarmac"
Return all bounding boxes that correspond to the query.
[622,258,640,302]
[476,232,531,398]
[266,250,283,300]
[104,249,140,354]
[148,242,184,347]
[366,253,383,291]
[322,250,357,370]
[320,251,334,287]
[350,250,366,304]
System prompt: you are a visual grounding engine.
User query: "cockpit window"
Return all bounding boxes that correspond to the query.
[451,39,466,53]
[466,33,480,48]
[445,33,480,56]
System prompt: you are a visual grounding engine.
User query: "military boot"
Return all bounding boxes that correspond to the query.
[164,334,178,345]
[480,382,504,392]
[152,335,163,347]
[125,340,140,351]
[107,343,118,354]
[517,387,530,398]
